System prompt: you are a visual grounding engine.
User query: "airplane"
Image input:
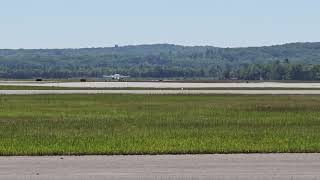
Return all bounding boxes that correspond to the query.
[103,74,130,80]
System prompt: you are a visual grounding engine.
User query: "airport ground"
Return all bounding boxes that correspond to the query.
[2,154,320,180]
[1,81,320,179]
[4,81,320,90]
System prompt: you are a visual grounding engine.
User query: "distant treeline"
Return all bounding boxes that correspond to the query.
[1,60,320,80]
[1,43,320,80]
[233,60,320,80]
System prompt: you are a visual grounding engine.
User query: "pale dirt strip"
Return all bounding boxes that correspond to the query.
[0,154,320,180]
[2,90,320,95]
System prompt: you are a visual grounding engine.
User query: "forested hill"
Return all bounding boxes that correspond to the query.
[1,42,320,79]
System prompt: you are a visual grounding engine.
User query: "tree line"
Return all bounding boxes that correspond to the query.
[1,60,320,80]
[1,43,320,80]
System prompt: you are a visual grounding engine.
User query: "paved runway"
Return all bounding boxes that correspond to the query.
[2,81,320,88]
[2,89,320,95]
[1,154,320,180]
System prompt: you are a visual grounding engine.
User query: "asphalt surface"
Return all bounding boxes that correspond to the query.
[3,81,320,88]
[1,154,320,180]
[2,89,320,95]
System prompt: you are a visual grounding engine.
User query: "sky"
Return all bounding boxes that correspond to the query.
[0,0,320,49]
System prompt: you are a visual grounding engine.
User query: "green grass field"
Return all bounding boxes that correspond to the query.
[0,94,320,155]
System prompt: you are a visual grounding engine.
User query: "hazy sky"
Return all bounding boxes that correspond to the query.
[1,0,319,49]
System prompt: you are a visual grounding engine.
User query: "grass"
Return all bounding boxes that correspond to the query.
[0,94,320,155]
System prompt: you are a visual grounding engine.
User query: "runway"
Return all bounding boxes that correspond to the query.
[2,89,320,95]
[2,81,320,88]
[1,154,320,180]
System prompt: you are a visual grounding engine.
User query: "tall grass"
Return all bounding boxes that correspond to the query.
[0,94,320,155]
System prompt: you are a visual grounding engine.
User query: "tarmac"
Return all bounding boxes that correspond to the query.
[2,89,320,95]
[2,81,320,88]
[1,154,320,180]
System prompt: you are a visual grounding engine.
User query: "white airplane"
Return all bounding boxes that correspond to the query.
[103,74,130,80]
